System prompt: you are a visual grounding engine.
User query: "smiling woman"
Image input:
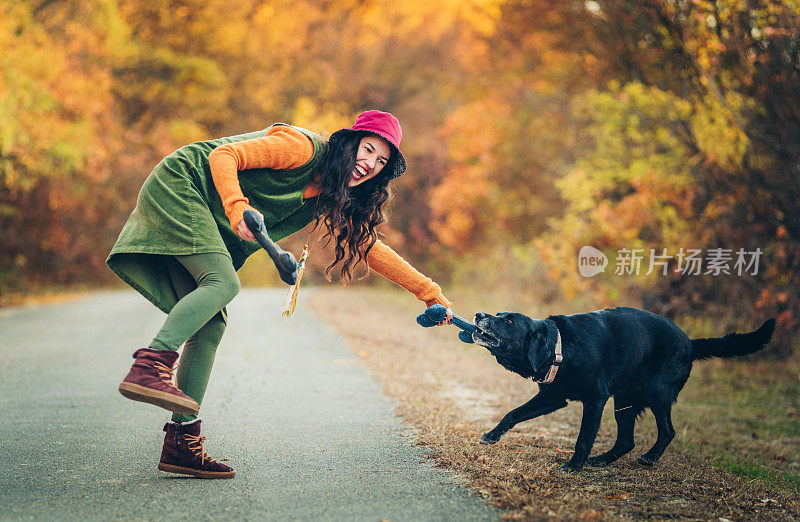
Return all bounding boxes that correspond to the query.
[350,135,391,186]
[106,109,453,480]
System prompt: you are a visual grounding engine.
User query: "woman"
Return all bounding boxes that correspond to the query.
[107,110,453,479]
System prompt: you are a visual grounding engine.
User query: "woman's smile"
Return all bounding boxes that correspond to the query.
[351,164,369,181]
[348,135,391,187]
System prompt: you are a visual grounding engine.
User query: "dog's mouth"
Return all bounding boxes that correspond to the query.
[473,320,500,349]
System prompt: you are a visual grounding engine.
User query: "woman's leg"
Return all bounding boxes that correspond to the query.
[154,254,237,478]
[119,253,238,415]
[162,254,234,422]
[170,314,226,423]
[150,253,239,352]
[158,253,237,420]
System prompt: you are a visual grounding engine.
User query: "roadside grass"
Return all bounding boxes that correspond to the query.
[0,284,97,309]
[311,286,799,520]
[671,357,800,493]
[718,459,800,490]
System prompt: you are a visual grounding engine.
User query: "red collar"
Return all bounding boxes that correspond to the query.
[535,327,562,384]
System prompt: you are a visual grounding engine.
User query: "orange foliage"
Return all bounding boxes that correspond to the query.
[2,0,797,354]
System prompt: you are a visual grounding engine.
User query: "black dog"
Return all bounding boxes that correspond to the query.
[472,307,775,472]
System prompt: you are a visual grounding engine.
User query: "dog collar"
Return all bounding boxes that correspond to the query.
[535,326,562,384]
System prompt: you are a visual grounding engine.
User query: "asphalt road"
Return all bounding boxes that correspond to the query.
[0,289,500,521]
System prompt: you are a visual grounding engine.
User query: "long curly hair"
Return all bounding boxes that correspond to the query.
[312,131,395,284]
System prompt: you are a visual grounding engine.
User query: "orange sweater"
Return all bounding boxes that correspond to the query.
[208,126,451,308]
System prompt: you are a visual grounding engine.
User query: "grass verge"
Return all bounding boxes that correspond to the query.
[310,286,799,520]
[0,285,97,309]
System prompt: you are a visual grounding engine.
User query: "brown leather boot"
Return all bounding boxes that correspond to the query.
[158,420,235,479]
[118,348,199,415]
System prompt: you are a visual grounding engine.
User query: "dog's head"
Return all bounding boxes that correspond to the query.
[473,312,558,379]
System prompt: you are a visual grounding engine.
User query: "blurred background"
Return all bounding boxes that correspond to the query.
[1,0,797,354]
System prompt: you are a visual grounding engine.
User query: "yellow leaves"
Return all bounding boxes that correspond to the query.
[535,81,711,302]
[556,168,599,214]
[0,2,109,188]
[534,216,594,301]
[252,0,322,55]
[290,98,352,137]
[430,164,491,251]
[354,0,503,42]
[456,0,504,37]
[690,94,750,170]
[167,119,208,148]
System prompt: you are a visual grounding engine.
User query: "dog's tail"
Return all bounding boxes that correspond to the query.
[691,318,776,362]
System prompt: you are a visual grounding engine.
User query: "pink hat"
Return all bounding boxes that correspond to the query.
[330,110,407,179]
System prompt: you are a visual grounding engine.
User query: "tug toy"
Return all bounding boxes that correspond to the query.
[416,304,478,343]
[243,209,298,286]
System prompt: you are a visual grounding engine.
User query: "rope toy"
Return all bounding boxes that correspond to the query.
[416,304,478,343]
[281,243,308,318]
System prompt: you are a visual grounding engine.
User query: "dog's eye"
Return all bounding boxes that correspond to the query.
[506,318,513,325]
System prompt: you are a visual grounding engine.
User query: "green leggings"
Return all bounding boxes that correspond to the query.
[149,253,240,423]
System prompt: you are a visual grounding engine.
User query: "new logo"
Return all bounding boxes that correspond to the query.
[578,246,608,277]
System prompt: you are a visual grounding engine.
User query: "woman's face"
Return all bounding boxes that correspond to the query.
[349,135,392,187]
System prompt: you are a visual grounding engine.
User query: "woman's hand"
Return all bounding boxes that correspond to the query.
[235,210,262,242]
[436,307,454,326]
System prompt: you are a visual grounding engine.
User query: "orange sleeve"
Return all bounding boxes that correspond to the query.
[208,126,315,230]
[365,240,452,308]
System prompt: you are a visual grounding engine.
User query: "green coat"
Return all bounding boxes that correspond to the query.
[107,124,326,314]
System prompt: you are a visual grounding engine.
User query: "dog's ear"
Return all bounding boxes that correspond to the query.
[525,320,553,376]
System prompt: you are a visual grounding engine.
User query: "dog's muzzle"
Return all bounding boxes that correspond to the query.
[472,317,500,349]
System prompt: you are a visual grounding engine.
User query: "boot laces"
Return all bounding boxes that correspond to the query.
[184,434,214,465]
[153,361,175,384]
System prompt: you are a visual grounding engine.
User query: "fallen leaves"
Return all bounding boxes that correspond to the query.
[578,508,603,521]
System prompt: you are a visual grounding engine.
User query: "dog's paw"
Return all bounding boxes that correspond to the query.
[586,456,611,467]
[479,432,499,445]
[557,462,584,474]
[636,456,655,467]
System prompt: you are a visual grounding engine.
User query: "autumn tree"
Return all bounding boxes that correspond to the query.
[0,1,127,290]
[3,0,796,353]
[537,0,800,352]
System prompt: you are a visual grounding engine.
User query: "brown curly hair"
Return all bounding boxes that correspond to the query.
[312,131,397,284]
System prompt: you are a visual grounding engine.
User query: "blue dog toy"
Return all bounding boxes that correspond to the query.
[416,304,478,343]
[243,209,298,285]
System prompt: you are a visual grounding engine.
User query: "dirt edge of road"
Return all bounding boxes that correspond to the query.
[311,287,799,521]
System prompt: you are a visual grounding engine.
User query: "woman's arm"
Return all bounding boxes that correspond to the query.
[208,126,314,237]
[365,240,452,309]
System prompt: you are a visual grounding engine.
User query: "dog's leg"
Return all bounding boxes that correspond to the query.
[637,400,676,466]
[587,393,645,467]
[559,396,609,473]
[480,391,567,444]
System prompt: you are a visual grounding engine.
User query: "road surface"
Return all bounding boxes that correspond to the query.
[0,289,500,521]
